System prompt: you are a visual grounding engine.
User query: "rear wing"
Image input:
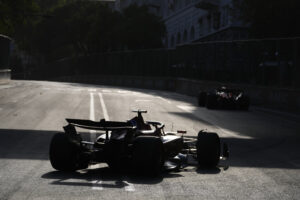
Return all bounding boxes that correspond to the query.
[66,118,136,131]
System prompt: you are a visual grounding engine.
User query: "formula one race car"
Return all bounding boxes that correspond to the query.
[198,87,250,110]
[49,110,228,175]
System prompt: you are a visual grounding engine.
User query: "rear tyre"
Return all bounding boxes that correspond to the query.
[196,131,220,167]
[104,140,127,171]
[198,92,207,107]
[49,132,87,171]
[239,96,250,111]
[206,94,218,109]
[132,136,164,176]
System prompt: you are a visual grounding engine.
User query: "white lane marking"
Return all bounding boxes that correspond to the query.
[177,105,253,139]
[118,90,128,94]
[88,89,97,92]
[156,97,171,104]
[91,180,103,190]
[90,93,95,121]
[123,180,135,192]
[90,164,103,191]
[97,92,136,192]
[98,93,109,120]
[89,93,97,140]
[177,105,194,112]
[135,99,152,102]
[0,85,14,90]
[102,89,111,93]
[89,95,103,190]
[73,89,83,92]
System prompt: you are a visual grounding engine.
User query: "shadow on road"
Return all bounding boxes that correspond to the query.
[0,128,55,160]
[0,128,299,170]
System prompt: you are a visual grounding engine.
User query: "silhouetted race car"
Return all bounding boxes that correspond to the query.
[198,87,250,110]
[49,110,228,175]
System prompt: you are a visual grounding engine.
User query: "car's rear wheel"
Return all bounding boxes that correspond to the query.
[49,132,87,171]
[196,131,220,167]
[198,91,207,107]
[132,136,164,176]
[239,95,250,110]
[206,94,218,109]
[104,140,127,171]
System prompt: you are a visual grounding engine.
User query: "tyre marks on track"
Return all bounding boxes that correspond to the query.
[89,93,97,141]
[89,92,136,192]
[89,93,103,190]
[98,93,109,120]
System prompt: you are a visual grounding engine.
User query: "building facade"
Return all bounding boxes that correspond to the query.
[115,0,248,48]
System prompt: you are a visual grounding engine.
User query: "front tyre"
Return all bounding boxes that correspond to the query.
[49,132,87,171]
[196,131,220,167]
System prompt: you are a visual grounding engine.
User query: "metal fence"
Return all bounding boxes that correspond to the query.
[38,37,300,88]
[0,34,11,70]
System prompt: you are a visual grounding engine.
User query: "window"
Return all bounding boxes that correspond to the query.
[190,26,195,41]
[171,35,175,48]
[207,14,211,32]
[198,17,203,36]
[183,30,188,43]
[213,12,221,30]
[222,5,229,27]
[177,32,181,44]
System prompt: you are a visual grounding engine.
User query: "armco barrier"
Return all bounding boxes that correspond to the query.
[0,69,11,83]
[51,75,300,112]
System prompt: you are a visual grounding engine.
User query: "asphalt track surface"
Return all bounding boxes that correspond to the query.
[0,81,299,200]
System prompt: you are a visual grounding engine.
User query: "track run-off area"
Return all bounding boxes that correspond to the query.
[0,81,299,200]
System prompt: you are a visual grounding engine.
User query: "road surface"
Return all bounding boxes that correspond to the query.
[0,81,299,200]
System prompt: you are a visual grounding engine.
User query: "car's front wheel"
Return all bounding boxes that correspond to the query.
[196,131,220,167]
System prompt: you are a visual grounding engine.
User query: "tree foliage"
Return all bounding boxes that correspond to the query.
[0,0,40,35]
[121,4,166,50]
[0,0,40,51]
[233,0,300,38]
[1,1,166,61]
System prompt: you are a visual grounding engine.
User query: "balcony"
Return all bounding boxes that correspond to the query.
[195,0,220,10]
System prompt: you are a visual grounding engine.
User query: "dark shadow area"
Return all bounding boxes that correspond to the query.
[0,128,56,160]
[180,166,222,174]
[0,128,299,170]
[196,167,222,174]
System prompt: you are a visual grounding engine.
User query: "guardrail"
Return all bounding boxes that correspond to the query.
[0,69,11,83]
[51,75,300,112]
[32,37,300,89]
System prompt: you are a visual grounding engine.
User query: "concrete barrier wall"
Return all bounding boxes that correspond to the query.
[0,69,11,84]
[51,75,300,112]
[0,35,11,84]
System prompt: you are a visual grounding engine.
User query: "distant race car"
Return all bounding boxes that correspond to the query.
[49,110,228,175]
[198,87,250,110]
